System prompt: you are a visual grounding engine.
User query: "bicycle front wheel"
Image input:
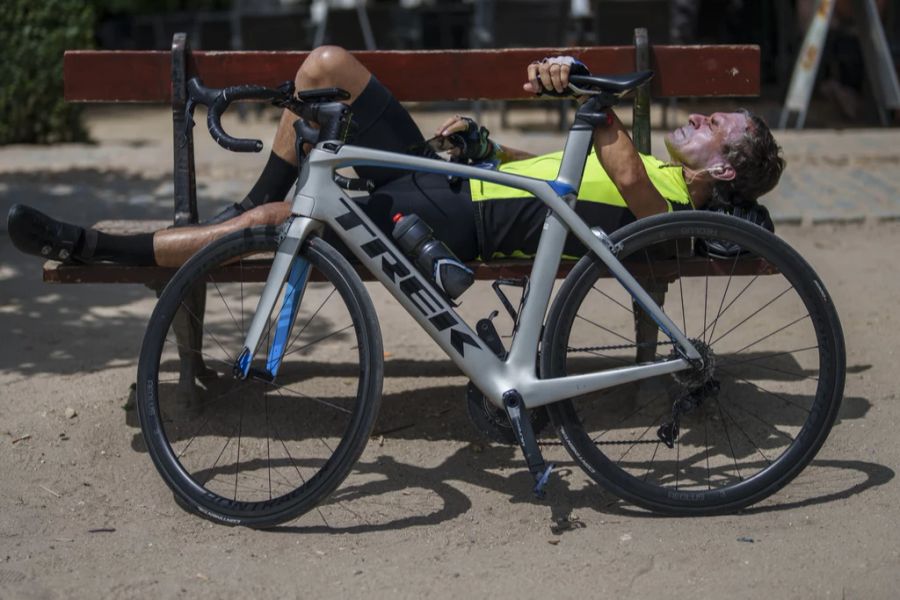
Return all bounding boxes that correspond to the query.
[137,227,383,528]
[542,212,845,515]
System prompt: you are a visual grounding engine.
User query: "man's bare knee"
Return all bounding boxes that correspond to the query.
[297,45,369,99]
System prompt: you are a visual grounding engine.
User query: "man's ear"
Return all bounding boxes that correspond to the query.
[710,162,736,182]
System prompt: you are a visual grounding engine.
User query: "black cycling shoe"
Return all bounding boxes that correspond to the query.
[6,204,95,264]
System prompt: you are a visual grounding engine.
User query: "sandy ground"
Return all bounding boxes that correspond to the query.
[1,107,899,599]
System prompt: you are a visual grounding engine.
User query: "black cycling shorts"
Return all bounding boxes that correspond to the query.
[332,75,649,262]
[324,76,480,261]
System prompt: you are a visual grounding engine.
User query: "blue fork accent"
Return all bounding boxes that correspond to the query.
[264,257,311,380]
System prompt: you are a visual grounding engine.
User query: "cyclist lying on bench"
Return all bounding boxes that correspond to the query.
[8,45,783,268]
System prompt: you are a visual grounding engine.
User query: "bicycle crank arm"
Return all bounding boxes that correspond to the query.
[503,390,555,498]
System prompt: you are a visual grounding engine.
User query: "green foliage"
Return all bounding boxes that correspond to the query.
[0,0,95,144]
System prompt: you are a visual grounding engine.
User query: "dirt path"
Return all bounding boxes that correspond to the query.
[1,211,898,598]
[2,105,898,598]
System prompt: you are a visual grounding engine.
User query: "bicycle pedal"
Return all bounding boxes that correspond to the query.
[533,463,556,499]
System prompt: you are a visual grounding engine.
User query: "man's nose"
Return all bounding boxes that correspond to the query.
[688,114,706,128]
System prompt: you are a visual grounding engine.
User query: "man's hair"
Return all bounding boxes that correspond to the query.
[709,110,785,208]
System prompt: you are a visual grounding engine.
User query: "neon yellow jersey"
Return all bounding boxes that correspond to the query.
[469,150,692,210]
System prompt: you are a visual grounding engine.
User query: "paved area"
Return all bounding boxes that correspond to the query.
[1,105,899,226]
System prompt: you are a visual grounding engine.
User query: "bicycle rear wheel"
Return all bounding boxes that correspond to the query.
[137,227,383,528]
[542,212,845,514]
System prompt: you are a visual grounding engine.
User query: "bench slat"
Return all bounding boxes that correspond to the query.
[43,257,775,285]
[64,45,759,103]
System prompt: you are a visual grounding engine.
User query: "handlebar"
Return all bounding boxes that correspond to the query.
[186,78,282,153]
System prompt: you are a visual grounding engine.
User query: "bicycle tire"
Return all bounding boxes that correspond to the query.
[137,227,383,528]
[541,211,845,515]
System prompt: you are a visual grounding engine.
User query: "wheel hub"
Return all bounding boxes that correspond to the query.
[671,339,716,389]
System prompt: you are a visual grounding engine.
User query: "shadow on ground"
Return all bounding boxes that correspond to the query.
[0,169,241,376]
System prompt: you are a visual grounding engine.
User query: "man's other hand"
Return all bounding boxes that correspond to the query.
[524,56,585,95]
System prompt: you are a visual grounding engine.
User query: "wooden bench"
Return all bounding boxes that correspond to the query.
[47,31,763,361]
[49,29,761,282]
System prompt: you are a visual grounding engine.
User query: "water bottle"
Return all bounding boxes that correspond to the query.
[392,213,474,300]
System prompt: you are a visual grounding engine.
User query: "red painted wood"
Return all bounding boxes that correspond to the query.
[44,257,775,284]
[64,45,759,103]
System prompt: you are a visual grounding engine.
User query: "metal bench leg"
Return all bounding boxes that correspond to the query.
[170,282,210,411]
[633,279,668,363]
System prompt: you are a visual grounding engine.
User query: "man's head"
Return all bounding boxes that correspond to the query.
[664,110,785,207]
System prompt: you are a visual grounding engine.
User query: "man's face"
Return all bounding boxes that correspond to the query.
[664,112,751,170]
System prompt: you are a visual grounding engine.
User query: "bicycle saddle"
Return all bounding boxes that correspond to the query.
[571,70,654,94]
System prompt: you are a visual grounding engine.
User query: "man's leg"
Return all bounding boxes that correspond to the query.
[8,46,438,267]
[207,46,376,223]
[154,203,292,267]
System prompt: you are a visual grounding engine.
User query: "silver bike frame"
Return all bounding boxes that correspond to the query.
[238,127,701,410]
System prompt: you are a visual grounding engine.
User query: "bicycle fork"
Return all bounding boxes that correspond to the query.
[233,217,320,382]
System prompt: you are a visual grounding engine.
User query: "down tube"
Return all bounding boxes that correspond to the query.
[319,190,510,400]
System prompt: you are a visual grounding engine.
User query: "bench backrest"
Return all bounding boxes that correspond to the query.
[64,45,759,103]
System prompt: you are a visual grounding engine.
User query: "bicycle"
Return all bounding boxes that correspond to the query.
[136,70,845,528]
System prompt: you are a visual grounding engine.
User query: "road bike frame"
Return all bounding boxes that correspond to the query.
[235,111,702,411]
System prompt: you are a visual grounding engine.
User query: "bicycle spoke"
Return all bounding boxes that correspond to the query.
[727,314,811,357]
[719,366,812,415]
[616,412,666,464]
[176,298,236,365]
[209,276,244,337]
[282,324,355,359]
[162,335,235,374]
[202,426,237,487]
[675,250,687,336]
[265,394,272,500]
[575,314,634,346]
[700,275,759,341]
[589,386,669,444]
[706,252,742,344]
[642,441,661,482]
[703,256,710,344]
[710,286,793,346]
[716,400,742,482]
[718,349,820,383]
[589,283,634,315]
[724,397,797,444]
[718,403,772,467]
[285,287,338,357]
[717,345,818,369]
[260,378,353,414]
[234,397,245,500]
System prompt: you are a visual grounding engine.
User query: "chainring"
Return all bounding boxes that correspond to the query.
[465,382,549,445]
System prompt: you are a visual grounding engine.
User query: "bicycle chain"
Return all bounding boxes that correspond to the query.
[539,438,661,447]
[566,340,676,353]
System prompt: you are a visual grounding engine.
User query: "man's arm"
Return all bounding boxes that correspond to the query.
[524,57,669,218]
[591,111,669,218]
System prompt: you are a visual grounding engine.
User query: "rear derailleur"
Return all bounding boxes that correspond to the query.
[657,379,720,448]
